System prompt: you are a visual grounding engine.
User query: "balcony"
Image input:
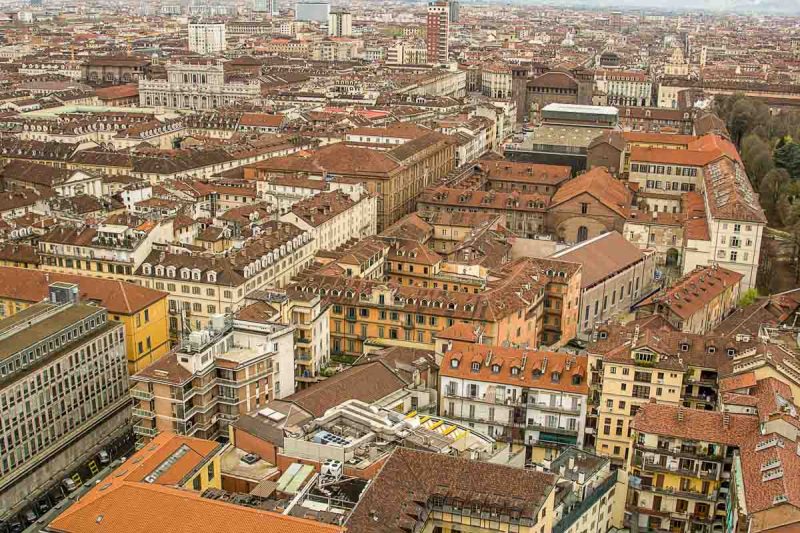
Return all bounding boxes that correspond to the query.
[528,401,582,415]
[526,421,578,436]
[218,395,241,405]
[634,442,723,463]
[296,336,312,346]
[132,407,155,419]
[131,389,154,401]
[133,425,158,437]
[443,392,522,407]
[633,479,718,502]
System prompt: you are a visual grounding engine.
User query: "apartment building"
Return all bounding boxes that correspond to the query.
[188,23,227,55]
[0,285,130,519]
[628,403,756,533]
[587,322,756,465]
[440,343,589,462]
[37,215,174,283]
[426,0,449,64]
[0,267,169,374]
[634,265,742,334]
[594,70,653,107]
[244,132,455,232]
[239,290,332,387]
[279,189,377,253]
[327,10,352,37]
[291,260,546,359]
[550,447,621,533]
[481,64,513,99]
[683,157,765,290]
[627,135,738,196]
[131,313,295,443]
[135,221,314,333]
[417,187,549,238]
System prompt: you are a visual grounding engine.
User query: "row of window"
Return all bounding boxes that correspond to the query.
[633,164,698,177]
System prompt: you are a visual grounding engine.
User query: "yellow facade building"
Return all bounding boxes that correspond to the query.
[0,266,170,374]
[627,403,756,533]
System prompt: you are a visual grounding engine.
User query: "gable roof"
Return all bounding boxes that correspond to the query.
[346,447,555,533]
[550,167,631,218]
[550,231,645,288]
[0,267,166,315]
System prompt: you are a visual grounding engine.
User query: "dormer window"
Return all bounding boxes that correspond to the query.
[599,331,608,339]
[192,269,201,281]
[533,369,542,377]
[551,371,560,383]
[181,268,190,280]
[206,271,217,283]
[142,264,152,275]
[491,364,500,374]
[727,348,736,357]
[572,375,582,385]
[708,346,716,354]
[166,266,176,278]
[680,343,689,352]
[450,358,459,369]
[511,367,520,376]
[471,362,480,372]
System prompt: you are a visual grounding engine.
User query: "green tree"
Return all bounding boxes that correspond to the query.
[738,288,759,307]
[774,141,800,180]
[759,168,791,225]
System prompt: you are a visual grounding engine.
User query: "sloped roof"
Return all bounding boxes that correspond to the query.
[550,167,631,218]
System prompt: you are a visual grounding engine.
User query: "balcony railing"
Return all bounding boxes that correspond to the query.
[131,389,154,401]
[132,407,155,419]
[133,425,158,437]
[526,421,578,435]
[443,391,522,406]
[528,401,582,415]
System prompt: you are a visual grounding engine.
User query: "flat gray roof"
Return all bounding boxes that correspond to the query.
[542,103,619,116]
[0,303,103,362]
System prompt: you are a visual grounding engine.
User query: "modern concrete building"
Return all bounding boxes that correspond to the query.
[188,22,227,55]
[130,312,296,444]
[327,10,352,37]
[426,0,449,64]
[0,283,130,520]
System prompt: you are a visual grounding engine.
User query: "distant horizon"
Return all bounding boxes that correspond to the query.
[456,0,800,16]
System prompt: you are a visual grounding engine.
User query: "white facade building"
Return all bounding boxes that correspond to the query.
[327,10,352,37]
[138,62,260,110]
[188,22,227,55]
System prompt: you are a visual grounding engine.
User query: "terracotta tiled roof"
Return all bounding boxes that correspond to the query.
[635,265,743,320]
[682,191,710,241]
[347,447,555,533]
[478,159,572,186]
[550,167,631,218]
[285,361,409,417]
[48,436,340,533]
[0,267,167,315]
[719,371,757,393]
[441,342,588,395]
[632,402,758,446]
[550,231,645,288]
